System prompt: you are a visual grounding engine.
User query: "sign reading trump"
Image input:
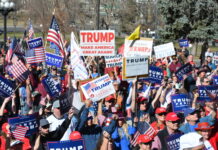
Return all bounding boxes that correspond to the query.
[81,74,115,102]
[47,139,85,150]
[80,30,115,56]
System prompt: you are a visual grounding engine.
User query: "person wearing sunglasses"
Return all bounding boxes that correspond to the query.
[137,134,154,150]
[152,112,181,150]
[151,107,167,133]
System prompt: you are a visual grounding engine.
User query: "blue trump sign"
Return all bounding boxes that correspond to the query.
[149,66,163,84]
[179,39,189,47]
[166,133,183,150]
[28,37,43,49]
[171,94,191,113]
[42,76,62,97]
[198,85,218,101]
[175,63,192,81]
[0,76,15,98]
[213,75,218,85]
[8,113,38,136]
[45,52,64,68]
[47,139,85,150]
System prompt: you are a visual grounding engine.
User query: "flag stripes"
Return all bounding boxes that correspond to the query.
[11,126,28,140]
[26,47,45,64]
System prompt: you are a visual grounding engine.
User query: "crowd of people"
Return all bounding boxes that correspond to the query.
[0,36,217,150]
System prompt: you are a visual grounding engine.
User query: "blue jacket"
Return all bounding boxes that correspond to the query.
[179,115,215,134]
[111,126,136,150]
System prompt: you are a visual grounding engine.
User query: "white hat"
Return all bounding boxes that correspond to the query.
[179,132,204,150]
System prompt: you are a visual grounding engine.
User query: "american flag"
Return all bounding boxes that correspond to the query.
[5,38,20,63]
[28,20,34,39]
[131,121,156,147]
[10,125,28,140]
[8,60,29,82]
[47,15,65,57]
[83,82,97,95]
[26,47,45,64]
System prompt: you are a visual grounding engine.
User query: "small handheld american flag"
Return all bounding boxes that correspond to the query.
[10,125,29,140]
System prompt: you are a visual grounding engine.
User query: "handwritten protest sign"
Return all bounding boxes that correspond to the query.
[124,38,153,57]
[8,113,38,136]
[166,133,183,150]
[105,55,123,68]
[213,75,218,85]
[47,139,85,150]
[179,39,189,47]
[123,56,149,77]
[175,63,193,80]
[0,76,14,98]
[42,76,61,98]
[198,85,218,101]
[213,52,218,65]
[149,66,163,84]
[81,74,115,102]
[45,52,64,68]
[80,30,115,56]
[154,42,175,59]
[171,94,191,112]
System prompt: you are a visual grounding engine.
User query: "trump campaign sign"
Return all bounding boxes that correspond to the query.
[81,74,115,102]
[166,133,183,150]
[8,113,38,136]
[149,66,163,84]
[175,63,193,81]
[171,94,191,113]
[105,54,123,68]
[47,139,85,150]
[179,39,189,47]
[198,85,218,101]
[154,42,175,59]
[45,52,64,68]
[80,30,115,56]
[0,76,15,98]
[124,38,153,57]
[213,75,218,85]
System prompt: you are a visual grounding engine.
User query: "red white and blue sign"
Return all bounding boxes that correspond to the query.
[0,76,15,98]
[171,94,191,113]
[198,85,218,101]
[166,133,183,150]
[47,139,85,150]
[179,39,189,47]
[45,52,64,68]
[175,63,192,81]
[149,66,163,84]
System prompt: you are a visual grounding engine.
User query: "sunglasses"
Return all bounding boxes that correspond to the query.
[158,113,166,116]
[107,100,114,103]
[42,125,50,129]
[141,141,152,145]
[140,101,148,105]
[169,120,179,124]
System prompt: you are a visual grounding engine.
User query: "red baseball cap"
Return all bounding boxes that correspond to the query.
[165,112,180,121]
[137,97,148,103]
[105,95,115,101]
[137,134,153,144]
[3,109,8,114]
[69,131,82,140]
[155,107,166,114]
[195,122,213,131]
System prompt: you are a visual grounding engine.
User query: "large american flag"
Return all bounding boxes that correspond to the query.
[11,125,28,140]
[131,121,156,147]
[8,60,29,82]
[26,47,45,64]
[47,15,65,57]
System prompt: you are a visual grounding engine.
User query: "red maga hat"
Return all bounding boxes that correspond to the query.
[155,107,166,114]
[195,122,213,131]
[137,134,153,144]
[105,95,115,101]
[69,131,82,140]
[137,97,148,103]
[165,112,180,121]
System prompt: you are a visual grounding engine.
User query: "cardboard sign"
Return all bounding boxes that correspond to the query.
[80,30,115,56]
[0,76,14,98]
[45,52,64,68]
[154,42,175,59]
[175,63,193,81]
[105,55,123,68]
[123,56,149,77]
[149,66,163,84]
[198,85,218,101]
[213,75,218,85]
[47,139,85,150]
[27,37,43,49]
[166,133,183,150]
[8,114,38,136]
[213,52,218,65]
[124,38,153,57]
[81,74,115,102]
[42,76,62,98]
[179,39,189,47]
[171,94,191,112]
